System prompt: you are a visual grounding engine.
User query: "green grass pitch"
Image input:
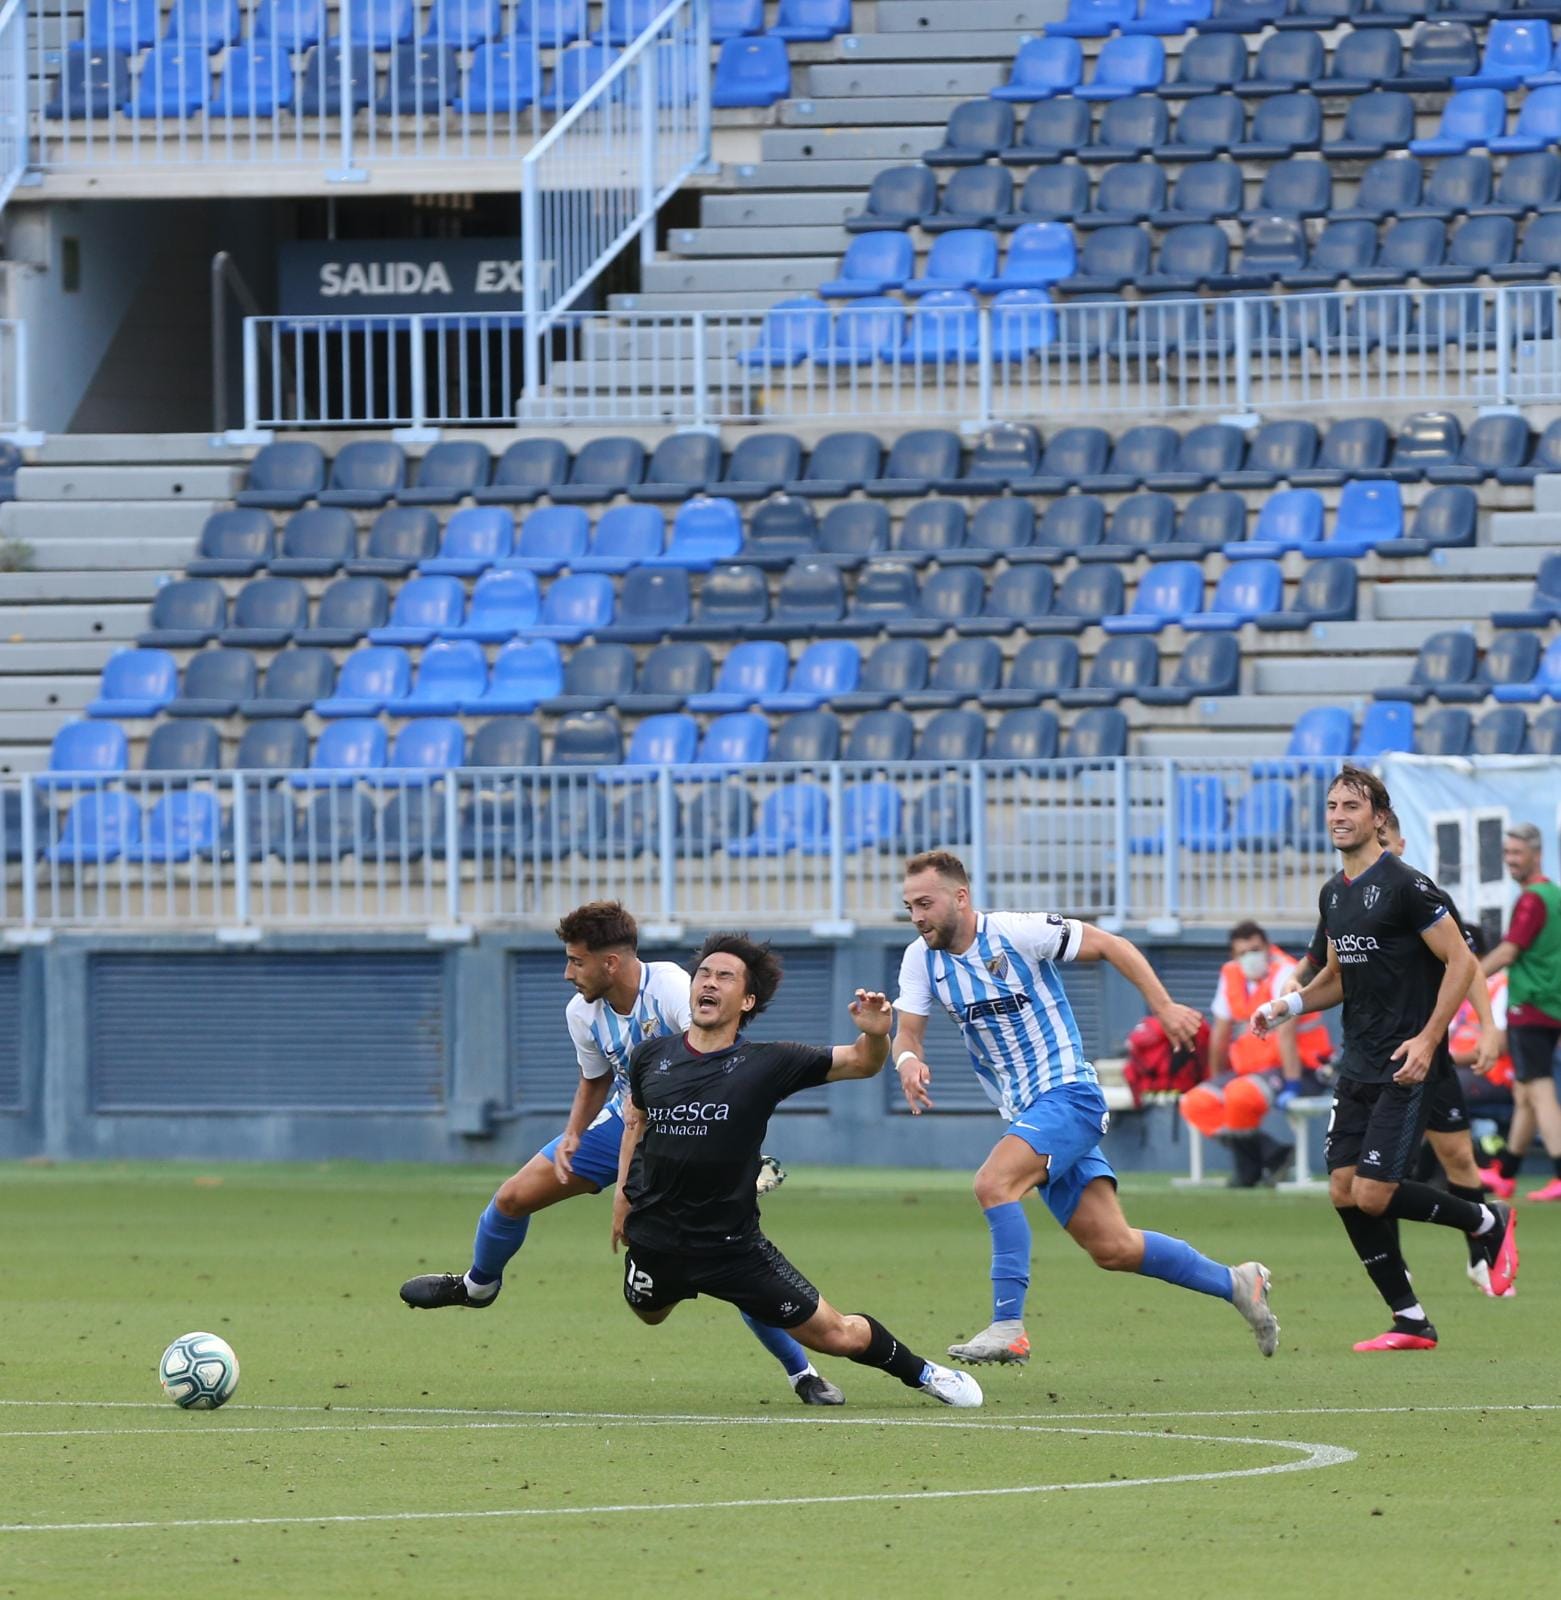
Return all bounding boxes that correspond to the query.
[2,1160,1557,1599]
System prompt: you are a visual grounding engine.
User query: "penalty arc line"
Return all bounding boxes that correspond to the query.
[0,1428,1356,1534]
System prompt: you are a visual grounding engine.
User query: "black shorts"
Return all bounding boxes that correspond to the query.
[1325,1075,1434,1182]
[621,1233,820,1329]
[1426,1063,1470,1136]
[1507,1023,1561,1085]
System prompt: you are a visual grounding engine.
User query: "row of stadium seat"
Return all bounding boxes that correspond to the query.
[1375,628,1561,702]
[1268,699,1561,764]
[998,21,1561,102]
[79,0,848,54]
[233,415,1561,509]
[1045,0,1561,39]
[851,154,1561,237]
[48,33,789,118]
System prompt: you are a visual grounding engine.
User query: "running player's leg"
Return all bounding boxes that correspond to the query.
[949,1133,1048,1361]
[1425,1069,1503,1293]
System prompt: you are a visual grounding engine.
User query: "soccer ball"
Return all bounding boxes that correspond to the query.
[159,1332,239,1410]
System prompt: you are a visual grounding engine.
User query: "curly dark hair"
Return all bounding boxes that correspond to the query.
[555,901,638,952]
[1328,763,1391,816]
[693,932,783,1019]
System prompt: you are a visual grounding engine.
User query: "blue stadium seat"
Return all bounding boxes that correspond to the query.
[1322,25,1400,95]
[1243,30,1324,97]
[1305,479,1403,557]
[845,709,914,763]
[1142,221,1228,292]
[474,640,563,713]
[503,505,589,575]
[457,41,536,112]
[550,712,624,769]
[817,233,915,297]
[1059,634,1158,706]
[893,291,980,364]
[629,435,723,505]
[1351,216,1446,286]
[1077,34,1165,99]
[48,792,141,866]
[472,438,569,505]
[1424,414,1528,484]
[318,441,405,508]
[834,638,930,711]
[233,720,310,777]
[88,648,178,718]
[1226,216,1307,285]
[993,36,1084,101]
[902,637,1002,710]
[378,718,465,780]
[594,0,658,41]
[824,781,903,853]
[293,575,389,648]
[1352,699,1416,759]
[650,496,742,570]
[1172,489,1247,555]
[1235,487,1323,557]
[1411,86,1506,154]
[688,640,790,712]
[1243,159,1331,225]
[898,777,972,851]
[923,99,1015,167]
[1048,0,1136,35]
[738,299,830,366]
[270,507,355,577]
[399,441,490,506]
[761,640,861,711]
[550,436,645,504]
[215,579,308,646]
[536,785,611,858]
[814,300,906,366]
[721,436,804,500]
[443,568,540,642]
[1057,223,1153,293]
[1372,629,1478,704]
[866,431,963,498]
[188,509,273,577]
[1139,631,1241,705]
[1102,560,1203,632]
[1469,631,1542,701]
[168,648,256,719]
[139,578,227,648]
[1232,780,1296,851]
[1471,706,1529,756]
[418,506,514,577]
[712,0,764,38]
[893,567,987,636]
[990,289,1061,361]
[988,707,1061,765]
[1035,497,1106,554]
[368,574,466,646]
[672,562,768,638]
[1002,96,1092,162]
[915,708,987,763]
[1232,91,1322,161]
[1060,707,1128,763]
[835,560,918,634]
[787,431,881,497]
[1129,773,1231,855]
[1479,149,1561,220]
[1325,90,1414,158]
[238,647,334,719]
[162,0,238,50]
[1033,565,1124,634]
[1125,0,1211,31]
[978,223,1075,294]
[289,718,388,789]
[1490,208,1561,279]
[1221,421,1318,491]
[530,573,615,642]
[297,43,376,114]
[956,565,1055,635]
[712,36,789,106]
[1491,634,1561,700]
[755,559,847,634]
[1154,92,1243,160]
[47,44,132,119]
[1202,0,1284,29]
[39,721,129,792]
[1185,559,1283,629]
[1530,707,1561,757]
[346,0,414,47]
[570,504,664,573]
[680,782,753,856]
[696,711,770,765]
[741,493,817,569]
[1161,33,1245,99]
[1098,492,1176,556]
[388,639,488,717]
[1283,218,1379,289]
[846,167,938,234]
[1031,426,1112,492]
[315,646,411,718]
[88,0,159,52]
[1413,707,1473,757]
[890,501,967,564]
[511,0,583,40]
[726,784,828,857]
[129,791,221,863]
[424,0,500,43]
[1290,417,1389,488]
[623,713,699,769]
[1254,557,1356,632]
[953,423,1040,491]
[209,43,293,113]
[1153,160,1243,227]
[1403,19,1480,86]
[771,0,852,39]
[1405,153,1492,221]
[1082,97,1169,164]
[619,641,714,714]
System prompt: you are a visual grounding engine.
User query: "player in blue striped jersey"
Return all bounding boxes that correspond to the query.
[891,852,1279,1366]
[400,901,843,1404]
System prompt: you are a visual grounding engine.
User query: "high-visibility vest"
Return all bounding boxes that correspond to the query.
[1223,946,1334,1075]
[1450,973,1513,1089]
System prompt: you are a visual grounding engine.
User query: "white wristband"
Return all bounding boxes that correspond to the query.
[896,1050,919,1069]
[1280,991,1304,1018]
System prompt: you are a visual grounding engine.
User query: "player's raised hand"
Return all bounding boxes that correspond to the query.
[553,1130,580,1186]
[1390,1032,1435,1084]
[898,1052,934,1115]
[1154,1000,1204,1051]
[850,989,893,1036]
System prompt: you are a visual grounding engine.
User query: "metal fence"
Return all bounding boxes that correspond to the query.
[0,317,30,434]
[239,282,1561,431]
[27,0,683,176]
[0,0,27,209]
[1,756,1359,935]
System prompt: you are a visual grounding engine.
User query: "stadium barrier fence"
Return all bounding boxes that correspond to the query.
[2,756,1358,934]
[0,0,27,211]
[240,283,1561,431]
[0,316,29,433]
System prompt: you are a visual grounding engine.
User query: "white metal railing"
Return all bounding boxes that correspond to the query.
[519,0,709,400]
[240,283,1561,431]
[0,318,30,434]
[2,757,1362,934]
[0,0,27,209]
[27,0,666,175]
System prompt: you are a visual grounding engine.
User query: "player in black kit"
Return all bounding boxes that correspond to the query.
[1253,767,1519,1349]
[612,932,983,1408]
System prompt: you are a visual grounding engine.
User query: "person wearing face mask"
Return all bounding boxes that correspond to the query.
[1180,922,1333,1188]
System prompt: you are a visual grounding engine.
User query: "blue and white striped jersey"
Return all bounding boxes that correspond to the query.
[895,912,1092,1119]
[566,960,691,1111]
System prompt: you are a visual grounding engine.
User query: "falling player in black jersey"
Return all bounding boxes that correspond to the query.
[612,933,983,1408]
[1253,766,1519,1349]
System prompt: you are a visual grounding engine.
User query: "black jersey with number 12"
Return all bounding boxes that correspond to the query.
[1319,852,1455,1084]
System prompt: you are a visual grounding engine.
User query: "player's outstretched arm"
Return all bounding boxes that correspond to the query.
[553,1071,613,1185]
[826,990,894,1081]
[1075,924,1202,1049]
[891,1009,933,1114]
[1460,964,1502,1075]
[611,1102,647,1253]
[1279,955,1318,998]
[1254,954,1344,1037]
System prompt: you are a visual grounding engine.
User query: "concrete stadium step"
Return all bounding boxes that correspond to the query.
[783,95,969,127]
[544,358,754,393]
[581,323,767,359]
[730,158,899,190]
[17,465,244,502]
[0,500,219,554]
[1532,474,1561,512]
[0,709,87,742]
[1138,729,1290,758]
[639,254,845,295]
[830,32,1034,60]
[0,571,161,605]
[1,677,96,713]
[1373,580,1533,620]
[31,433,250,466]
[1488,511,1561,545]
[1199,692,1369,731]
[8,537,197,573]
[760,127,942,162]
[1251,656,1412,695]
[1422,544,1547,578]
[0,641,120,675]
[0,604,146,644]
[669,224,851,258]
[0,745,49,776]
[807,61,1005,96]
[875,0,1064,31]
[702,192,868,228]
[612,290,795,311]
[1299,620,1445,653]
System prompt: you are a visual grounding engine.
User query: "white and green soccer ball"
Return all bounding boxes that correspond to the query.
[159,1332,239,1410]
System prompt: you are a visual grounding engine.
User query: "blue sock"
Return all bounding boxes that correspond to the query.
[468,1199,530,1286]
[1137,1231,1234,1302]
[740,1311,812,1379]
[984,1201,1031,1323]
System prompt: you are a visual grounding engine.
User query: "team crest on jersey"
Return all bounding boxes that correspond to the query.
[1363,886,1380,910]
[641,1016,661,1039]
[985,953,1009,979]
[1330,892,1339,909]
[1414,878,1432,895]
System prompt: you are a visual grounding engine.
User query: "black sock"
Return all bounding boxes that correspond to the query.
[1384,1180,1485,1232]
[850,1314,929,1389]
[1498,1148,1523,1180]
[1337,1206,1419,1316]
[1552,1155,1561,1181]
[1450,1183,1487,1261]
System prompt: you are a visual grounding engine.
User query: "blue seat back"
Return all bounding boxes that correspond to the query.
[1209,560,1282,617]
[231,576,306,630]
[1234,780,1295,847]
[550,712,623,768]
[1353,700,1415,758]
[471,714,543,768]
[490,639,563,699]
[1174,632,1239,694]
[1063,707,1128,761]
[329,440,405,496]
[1010,636,1078,694]
[390,574,465,629]
[845,710,914,763]
[1133,561,1202,618]
[541,573,614,628]
[51,719,129,774]
[627,713,700,767]
[697,563,769,624]
[669,496,743,560]
[772,711,840,763]
[390,718,466,772]
[1287,704,1352,760]
[916,709,987,763]
[313,717,388,773]
[468,568,542,628]
[336,645,411,701]
[617,565,691,630]
[1335,479,1403,546]
[714,639,789,695]
[561,643,635,696]
[859,639,929,695]
[410,639,486,697]
[698,711,769,764]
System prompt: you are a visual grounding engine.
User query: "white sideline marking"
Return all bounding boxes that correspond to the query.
[0,1424,1355,1534]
